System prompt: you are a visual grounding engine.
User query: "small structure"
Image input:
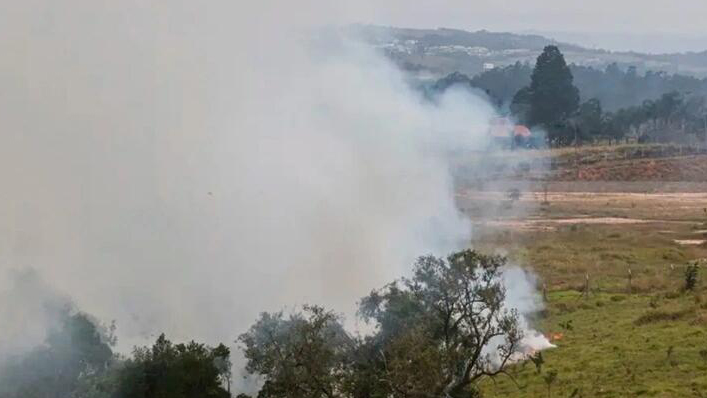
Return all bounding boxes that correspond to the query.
[489,117,533,149]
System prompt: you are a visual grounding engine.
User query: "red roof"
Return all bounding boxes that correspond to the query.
[488,118,532,138]
[514,125,531,138]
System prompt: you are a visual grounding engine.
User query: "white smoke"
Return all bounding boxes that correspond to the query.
[0,269,72,357]
[0,0,549,366]
[502,266,555,353]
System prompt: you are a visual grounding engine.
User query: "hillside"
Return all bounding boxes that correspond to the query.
[452,144,707,199]
[346,25,707,78]
[551,146,707,182]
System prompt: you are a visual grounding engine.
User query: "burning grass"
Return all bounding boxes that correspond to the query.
[480,291,707,397]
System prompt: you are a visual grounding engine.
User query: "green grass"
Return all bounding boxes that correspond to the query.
[475,222,707,293]
[481,291,707,398]
[469,191,707,397]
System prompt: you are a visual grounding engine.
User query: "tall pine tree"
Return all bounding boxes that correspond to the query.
[518,45,580,145]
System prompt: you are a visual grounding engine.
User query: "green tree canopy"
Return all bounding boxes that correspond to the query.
[0,312,116,398]
[239,250,523,398]
[359,250,521,398]
[115,334,231,398]
[576,98,603,142]
[528,46,579,131]
[238,305,352,398]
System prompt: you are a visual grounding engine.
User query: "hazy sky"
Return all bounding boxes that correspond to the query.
[363,1,706,34]
[350,0,707,53]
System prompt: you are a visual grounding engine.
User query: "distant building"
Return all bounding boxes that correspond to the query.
[488,117,534,149]
[483,63,495,71]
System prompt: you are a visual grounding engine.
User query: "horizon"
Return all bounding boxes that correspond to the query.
[346,0,707,54]
[354,23,707,55]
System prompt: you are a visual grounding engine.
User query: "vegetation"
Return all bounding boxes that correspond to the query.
[0,312,115,398]
[481,291,707,397]
[0,311,231,398]
[447,61,707,113]
[238,305,351,398]
[7,154,707,398]
[460,169,707,397]
[513,45,580,145]
[0,251,525,398]
[115,335,231,398]
[685,262,700,291]
[434,47,707,147]
[239,250,524,398]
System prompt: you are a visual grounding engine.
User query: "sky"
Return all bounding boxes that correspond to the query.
[361,0,707,35]
[346,0,707,53]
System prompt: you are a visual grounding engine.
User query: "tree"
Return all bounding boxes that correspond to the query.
[359,250,522,398]
[524,46,580,145]
[654,91,685,140]
[239,250,525,398]
[115,334,231,398]
[470,61,533,108]
[0,312,117,398]
[433,57,707,117]
[431,71,474,93]
[576,98,603,142]
[511,86,532,125]
[685,262,700,291]
[238,305,352,398]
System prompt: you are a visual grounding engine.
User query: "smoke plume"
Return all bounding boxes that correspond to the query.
[0,0,549,369]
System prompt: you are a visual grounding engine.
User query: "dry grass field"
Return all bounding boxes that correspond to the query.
[457,145,707,397]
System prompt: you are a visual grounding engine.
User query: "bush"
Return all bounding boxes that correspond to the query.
[0,312,116,398]
[116,334,231,398]
[241,250,522,398]
[634,309,693,326]
[685,263,700,291]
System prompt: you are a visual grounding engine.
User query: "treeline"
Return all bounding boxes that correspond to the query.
[1,251,527,398]
[432,48,707,147]
[461,63,707,112]
[436,58,707,112]
[0,313,232,398]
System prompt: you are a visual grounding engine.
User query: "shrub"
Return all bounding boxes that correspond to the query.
[685,263,700,291]
[634,309,692,326]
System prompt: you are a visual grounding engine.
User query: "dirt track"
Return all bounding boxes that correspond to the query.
[542,181,707,193]
[464,180,707,193]
[457,185,707,224]
[459,189,707,205]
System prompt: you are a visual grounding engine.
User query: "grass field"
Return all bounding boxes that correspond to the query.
[458,152,707,396]
[481,291,707,397]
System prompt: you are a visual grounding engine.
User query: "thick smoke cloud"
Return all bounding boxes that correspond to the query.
[0,270,71,357]
[0,0,547,366]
